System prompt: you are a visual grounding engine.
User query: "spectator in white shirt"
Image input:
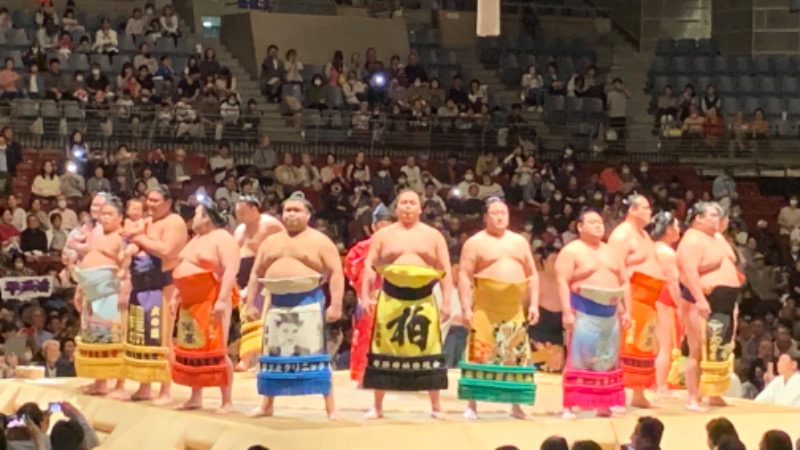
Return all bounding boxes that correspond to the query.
[755,354,800,407]
[478,173,503,199]
[62,9,84,33]
[342,71,367,107]
[125,8,145,37]
[49,195,78,230]
[220,94,241,126]
[214,175,240,204]
[159,5,181,45]
[400,155,422,192]
[209,144,235,184]
[92,19,119,60]
[284,49,304,84]
[133,43,158,75]
[5,194,27,231]
[422,182,447,213]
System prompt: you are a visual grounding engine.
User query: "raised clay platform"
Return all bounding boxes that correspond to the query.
[0,371,797,450]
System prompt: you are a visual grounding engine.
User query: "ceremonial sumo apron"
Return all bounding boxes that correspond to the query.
[124,254,172,383]
[75,266,125,380]
[700,286,739,397]
[562,286,625,410]
[458,277,536,405]
[257,275,331,397]
[172,271,239,388]
[620,272,664,389]
[363,265,448,391]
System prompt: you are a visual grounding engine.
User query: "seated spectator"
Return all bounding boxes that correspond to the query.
[261,44,285,103]
[275,153,303,198]
[61,8,84,33]
[50,195,78,230]
[654,84,677,129]
[422,182,446,214]
[136,65,155,92]
[716,436,746,450]
[543,62,566,96]
[177,68,201,102]
[10,402,99,450]
[629,416,664,450]
[215,174,240,204]
[298,153,322,191]
[5,195,26,231]
[199,48,221,80]
[220,94,241,126]
[760,430,792,450]
[478,174,503,199]
[8,253,34,276]
[343,71,367,107]
[706,417,740,449]
[305,74,327,110]
[86,166,111,194]
[20,215,47,254]
[159,5,182,45]
[92,19,120,60]
[521,65,544,112]
[24,63,45,100]
[284,49,304,84]
[0,58,21,100]
[0,207,21,247]
[215,67,237,99]
[49,213,67,253]
[677,83,697,120]
[134,43,158,75]
[75,36,91,54]
[682,104,705,138]
[32,161,62,201]
[155,55,176,79]
[750,107,769,141]
[0,8,12,35]
[162,148,188,184]
[210,144,235,183]
[704,106,725,155]
[60,164,86,200]
[144,18,162,43]
[700,83,722,114]
[571,441,601,450]
[540,436,568,450]
[43,58,69,101]
[36,19,60,51]
[351,102,370,132]
[755,354,800,406]
[85,64,110,97]
[28,199,50,231]
[448,75,468,109]
[126,8,145,37]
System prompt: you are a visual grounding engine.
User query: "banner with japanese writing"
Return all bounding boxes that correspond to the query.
[0,277,55,301]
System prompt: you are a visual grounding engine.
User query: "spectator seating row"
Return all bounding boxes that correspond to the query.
[650,55,800,78]
[652,74,800,98]
[477,35,596,65]
[0,29,196,58]
[654,37,718,57]
[497,53,596,87]
[9,9,135,33]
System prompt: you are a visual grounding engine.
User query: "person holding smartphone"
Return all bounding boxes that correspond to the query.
[6,402,98,450]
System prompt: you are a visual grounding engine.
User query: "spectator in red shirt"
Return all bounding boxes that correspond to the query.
[0,207,21,244]
[703,106,725,156]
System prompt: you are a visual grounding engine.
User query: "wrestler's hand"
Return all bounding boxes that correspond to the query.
[169,297,180,318]
[620,312,632,329]
[246,304,261,322]
[440,302,451,323]
[461,309,473,328]
[696,300,711,319]
[213,300,229,323]
[325,305,342,323]
[527,306,540,325]
[562,311,576,332]
[364,297,378,317]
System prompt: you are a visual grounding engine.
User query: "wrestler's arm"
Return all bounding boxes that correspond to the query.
[434,229,454,313]
[263,218,285,237]
[233,223,245,247]
[216,235,240,305]
[456,237,477,314]
[245,237,271,308]
[320,235,345,315]
[361,231,381,302]
[553,246,575,313]
[607,227,633,280]
[130,216,186,261]
[618,250,632,316]
[677,233,709,305]
[657,247,682,308]
[522,234,540,312]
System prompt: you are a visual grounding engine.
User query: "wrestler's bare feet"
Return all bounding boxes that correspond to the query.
[685,400,708,412]
[175,396,203,411]
[509,405,533,420]
[707,396,728,407]
[234,361,249,372]
[610,405,627,415]
[247,405,274,418]
[151,394,173,406]
[463,408,478,420]
[430,410,448,420]
[561,408,577,420]
[214,403,235,415]
[130,385,153,402]
[657,389,677,399]
[82,383,109,396]
[630,391,651,409]
[363,408,383,420]
[104,388,128,400]
[596,408,612,418]
[327,410,344,421]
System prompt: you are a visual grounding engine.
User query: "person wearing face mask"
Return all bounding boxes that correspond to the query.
[370,166,395,202]
[85,64,110,97]
[49,195,78,231]
[636,162,655,191]
[455,170,477,198]
[619,165,637,192]
[305,74,327,110]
